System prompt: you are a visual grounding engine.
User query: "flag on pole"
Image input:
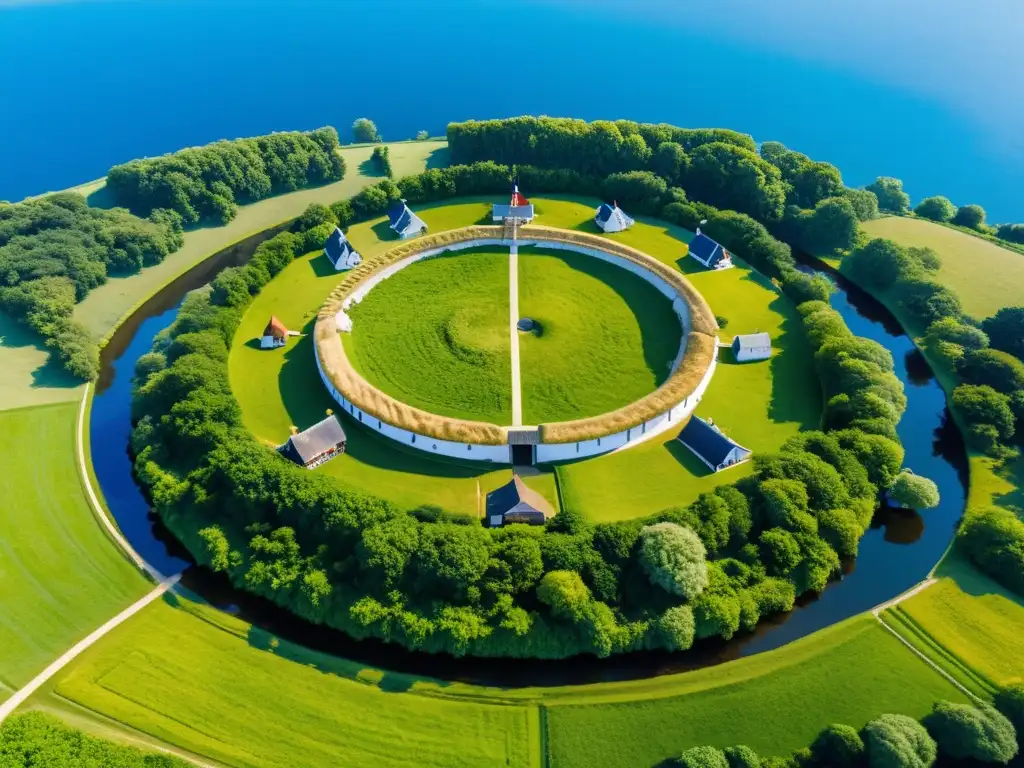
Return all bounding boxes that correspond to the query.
[510,176,529,208]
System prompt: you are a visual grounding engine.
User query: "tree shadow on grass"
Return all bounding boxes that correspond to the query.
[358,157,385,178]
[425,146,450,169]
[933,545,1024,609]
[762,292,822,430]
[84,185,116,210]
[0,313,81,392]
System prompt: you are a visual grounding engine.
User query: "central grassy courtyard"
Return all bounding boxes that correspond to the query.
[343,247,512,424]
[518,246,681,424]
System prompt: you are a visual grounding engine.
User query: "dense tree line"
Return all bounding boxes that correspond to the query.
[0,192,183,379]
[667,686,1023,767]
[106,128,345,225]
[844,229,1024,596]
[130,160,926,659]
[0,711,190,767]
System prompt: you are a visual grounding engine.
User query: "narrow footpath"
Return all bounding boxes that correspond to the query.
[509,243,523,426]
[0,574,180,722]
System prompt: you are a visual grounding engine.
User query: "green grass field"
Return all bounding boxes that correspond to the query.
[345,248,512,423]
[541,615,967,767]
[0,403,148,698]
[860,215,1024,319]
[518,246,681,424]
[42,596,540,768]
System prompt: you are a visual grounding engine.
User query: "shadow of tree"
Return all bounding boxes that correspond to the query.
[358,157,385,178]
[425,146,450,169]
[0,313,81,391]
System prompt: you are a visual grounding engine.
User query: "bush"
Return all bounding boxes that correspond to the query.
[862,713,937,768]
[677,745,730,768]
[638,522,709,599]
[537,570,591,621]
[951,203,986,230]
[894,278,962,328]
[415,130,430,141]
[602,170,668,214]
[723,745,761,768]
[352,118,379,142]
[657,604,696,651]
[845,238,916,289]
[923,700,1018,764]
[888,471,940,509]
[809,723,865,767]
[843,187,880,221]
[913,196,956,222]
[371,145,393,178]
[952,384,1015,452]
[958,348,1024,393]
[981,307,1024,361]
[995,223,1024,244]
[960,507,1024,595]
[866,177,911,214]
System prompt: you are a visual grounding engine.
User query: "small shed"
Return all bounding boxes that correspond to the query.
[260,316,289,349]
[323,227,362,271]
[688,231,732,270]
[493,179,535,222]
[279,415,347,469]
[731,332,772,362]
[486,474,555,527]
[595,201,634,233]
[387,199,427,239]
[677,416,751,473]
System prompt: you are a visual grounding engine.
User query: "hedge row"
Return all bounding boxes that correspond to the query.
[106,127,345,225]
[129,159,917,659]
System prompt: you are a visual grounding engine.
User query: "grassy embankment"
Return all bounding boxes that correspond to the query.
[836,215,1024,690]
[344,247,513,424]
[29,597,966,768]
[518,246,681,424]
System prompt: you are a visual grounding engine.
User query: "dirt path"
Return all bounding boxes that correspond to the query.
[871,577,936,615]
[509,244,523,426]
[0,575,180,723]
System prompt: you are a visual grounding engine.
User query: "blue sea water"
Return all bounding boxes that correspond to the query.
[2,0,1022,220]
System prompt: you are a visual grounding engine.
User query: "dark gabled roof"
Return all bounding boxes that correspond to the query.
[732,332,772,351]
[324,227,351,265]
[282,415,346,465]
[678,416,743,468]
[688,233,726,266]
[386,199,408,227]
[486,475,555,520]
[596,203,614,223]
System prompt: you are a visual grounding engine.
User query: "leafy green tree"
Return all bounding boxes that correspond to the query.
[952,384,1015,450]
[657,605,696,651]
[358,516,419,588]
[677,745,730,768]
[790,161,844,208]
[759,527,802,576]
[922,701,1017,764]
[923,317,988,369]
[809,723,865,767]
[723,745,761,768]
[352,117,379,142]
[996,223,1024,244]
[981,307,1024,361]
[602,170,667,214]
[960,507,1024,595]
[863,713,937,768]
[866,177,911,213]
[651,141,689,184]
[415,130,430,140]
[843,187,880,221]
[888,471,940,509]
[537,570,591,621]
[895,278,962,327]
[958,348,1024,393]
[951,203,986,230]
[914,196,956,222]
[846,238,916,288]
[795,197,859,253]
[638,522,709,599]
[413,523,490,597]
[686,142,787,221]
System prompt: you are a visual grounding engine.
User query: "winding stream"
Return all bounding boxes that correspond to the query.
[90,235,967,686]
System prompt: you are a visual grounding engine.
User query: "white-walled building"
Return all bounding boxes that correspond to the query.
[595,202,634,233]
[677,416,751,472]
[688,231,732,270]
[323,227,362,270]
[731,332,772,362]
[387,199,427,239]
[260,316,289,349]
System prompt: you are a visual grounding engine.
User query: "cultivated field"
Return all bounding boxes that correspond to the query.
[860,215,1024,319]
[518,246,681,424]
[541,616,967,767]
[0,403,148,698]
[344,248,512,424]
[43,597,541,768]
